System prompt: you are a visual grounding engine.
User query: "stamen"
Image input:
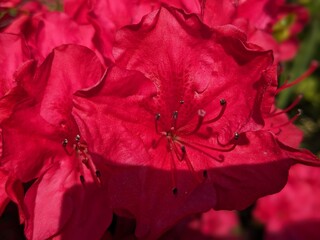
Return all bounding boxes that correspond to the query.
[203,170,208,179]
[220,98,226,105]
[269,94,303,117]
[155,113,161,134]
[95,170,101,177]
[82,158,90,169]
[234,132,239,140]
[183,109,206,135]
[173,111,178,119]
[181,146,186,160]
[276,61,318,94]
[80,175,85,185]
[180,100,184,105]
[271,109,302,130]
[181,148,201,183]
[179,139,236,153]
[62,139,68,147]
[152,135,165,149]
[64,135,101,185]
[168,146,178,196]
[172,187,178,195]
[203,99,227,124]
[171,139,183,161]
[75,134,80,142]
[62,139,73,156]
[177,139,225,162]
[172,110,178,129]
[155,113,161,120]
[95,170,102,184]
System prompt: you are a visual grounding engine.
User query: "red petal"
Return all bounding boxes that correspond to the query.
[0,170,10,216]
[1,45,104,181]
[201,0,238,26]
[24,159,112,240]
[114,6,274,142]
[37,44,104,126]
[0,33,30,97]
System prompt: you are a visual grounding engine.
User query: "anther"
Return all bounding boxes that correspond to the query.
[203,99,227,124]
[155,113,161,134]
[297,108,302,116]
[172,187,178,195]
[198,109,206,117]
[181,146,186,160]
[203,170,208,178]
[220,99,226,105]
[95,170,101,178]
[80,175,85,184]
[155,113,161,120]
[75,134,81,142]
[62,139,68,147]
[180,100,184,104]
[172,111,178,119]
[234,132,239,140]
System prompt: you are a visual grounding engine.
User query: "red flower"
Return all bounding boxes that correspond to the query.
[0,170,10,216]
[73,0,201,63]
[3,7,102,64]
[1,44,103,181]
[24,160,112,240]
[162,209,239,240]
[200,0,309,61]
[0,32,31,221]
[0,44,112,238]
[0,32,30,97]
[262,61,319,167]
[73,6,308,239]
[254,164,320,240]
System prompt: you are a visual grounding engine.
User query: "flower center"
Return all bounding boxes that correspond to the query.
[62,134,101,185]
[153,98,239,195]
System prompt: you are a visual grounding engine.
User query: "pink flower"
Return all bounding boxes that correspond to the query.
[24,160,112,240]
[0,32,31,222]
[3,10,101,63]
[0,33,30,97]
[72,6,316,239]
[0,170,9,216]
[201,0,309,61]
[254,164,320,240]
[0,44,102,181]
[24,12,97,62]
[162,209,240,240]
[0,44,112,239]
[64,0,202,63]
[262,61,319,166]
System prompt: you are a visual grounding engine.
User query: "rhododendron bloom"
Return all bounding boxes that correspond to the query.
[0,32,31,220]
[0,44,112,239]
[0,170,10,216]
[1,45,103,181]
[200,0,309,61]
[84,0,201,63]
[0,32,30,97]
[162,209,240,240]
[261,61,320,166]
[254,164,320,240]
[71,6,318,239]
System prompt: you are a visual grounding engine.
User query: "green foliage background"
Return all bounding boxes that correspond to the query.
[279,0,320,157]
